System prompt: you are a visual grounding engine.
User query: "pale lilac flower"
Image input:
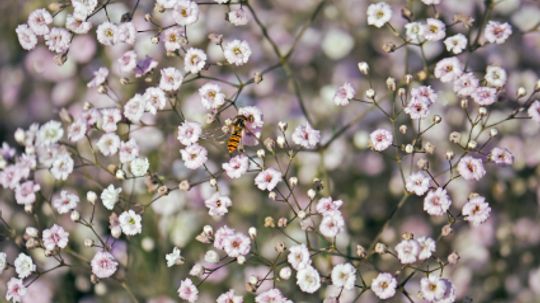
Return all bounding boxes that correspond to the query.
[405,171,430,196]
[6,278,26,303]
[135,57,159,78]
[371,272,397,300]
[144,87,167,114]
[471,86,498,106]
[333,82,355,106]
[180,144,207,169]
[199,83,226,110]
[119,139,139,164]
[444,34,467,54]
[255,288,292,303]
[457,156,486,181]
[319,212,345,238]
[160,67,184,91]
[96,133,121,156]
[124,94,147,123]
[119,209,142,235]
[434,57,463,83]
[28,9,52,36]
[462,195,491,226]
[67,120,87,142]
[292,123,320,149]
[228,8,249,26]
[214,225,235,250]
[439,279,456,303]
[52,190,79,214]
[204,193,232,217]
[315,197,343,215]
[370,129,393,151]
[45,28,72,53]
[162,27,184,52]
[224,40,252,66]
[96,22,118,46]
[254,168,282,191]
[366,2,392,28]
[296,265,321,293]
[72,0,98,18]
[331,263,356,290]
[42,224,69,251]
[177,121,202,146]
[16,24,38,50]
[489,147,514,165]
[91,251,118,279]
[404,97,430,119]
[15,181,40,205]
[217,289,243,303]
[395,239,420,264]
[453,72,479,97]
[484,65,507,88]
[287,244,311,270]
[528,100,540,122]
[417,236,436,260]
[425,18,446,41]
[421,275,447,301]
[118,22,136,45]
[484,21,512,44]
[118,50,138,74]
[100,108,122,133]
[0,165,24,189]
[184,48,207,74]
[87,67,109,88]
[172,1,199,26]
[424,188,452,216]
[222,154,249,179]
[411,85,437,105]
[14,253,36,279]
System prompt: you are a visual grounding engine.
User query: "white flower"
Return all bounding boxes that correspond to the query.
[72,0,98,18]
[404,97,430,119]
[319,212,345,238]
[44,27,72,53]
[287,244,311,270]
[177,278,199,302]
[101,184,122,210]
[222,232,251,257]
[367,2,392,28]
[489,147,514,165]
[42,224,69,251]
[395,239,420,264]
[421,0,440,4]
[405,22,426,44]
[14,253,36,279]
[204,250,220,263]
[67,120,87,142]
[371,272,397,300]
[66,15,92,34]
[28,9,52,36]
[484,65,507,88]
[228,8,249,26]
[96,133,121,156]
[50,154,74,181]
[0,252,6,274]
[172,0,199,26]
[425,18,446,41]
[130,157,149,177]
[52,190,79,214]
[96,22,118,46]
[421,275,447,301]
[528,100,540,122]
[180,144,208,169]
[370,129,393,151]
[87,67,109,88]
[199,83,226,110]
[417,236,436,260]
[405,171,430,196]
[424,188,452,216]
[143,87,167,114]
[118,22,136,45]
[91,251,118,278]
[184,48,207,74]
[119,139,139,164]
[157,0,179,9]
[457,156,486,181]
[296,266,321,293]
[331,263,356,290]
[453,72,479,97]
[16,24,38,50]
[160,67,184,91]
[434,57,463,83]
[124,94,147,123]
[333,82,355,106]
[204,193,232,217]
[177,121,202,146]
[162,27,184,52]
[315,197,343,216]
[166,247,183,267]
[100,108,122,132]
[255,288,292,303]
[37,120,64,146]
[462,195,491,226]
[444,34,467,54]
[484,21,512,44]
[254,168,282,191]
[119,209,142,236]
[6,278,26,303]
[292,123,320,149]
[471,86,498,106]
[118,50,137,74]
[217,289,243,303]
[224,40,252,66]
[222,154,249,179]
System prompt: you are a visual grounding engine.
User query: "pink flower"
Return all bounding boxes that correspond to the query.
[28,9,52,36]
[370,129,393,151]
[254,168,282,191]
[489,147,514,165]
[99,108,122,133]
[6,278,26,303]
[453,73,479,97]
[292,123,320,149]
[471,86,498,106]
[177,121,202,146]
[177,278,199,302]
[371,272,397,300]
[405,171,430,196]
[484,21,512,44]
[319,212,345,238]
[404,97,430,119]
[255,288,292,303]
[91,251,118,279]
[217,289,243,303]
[44,28,72,54]
[423,188,452,216]
[16,24,37,50]
[457,156,486,181]
[395,239,420,264]
[52,190,79,214]
[417,236,436,260]
[223,232,251,257]
[204,193,232,217]
[15,181,40,205]
[222,155,249,179]
[434,57,463,83]
[214,225,235,250]
[462,195,491,226]
[42,224,69,251]
[159,67,184,91]
[315,197,343,215]
[287,244,311,270]
[172,1,199,26]
[180,144,208,169]
[333,82,355,106]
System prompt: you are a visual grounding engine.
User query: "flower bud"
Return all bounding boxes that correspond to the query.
[460,99,468,109]
[248,275,258,286]
[276,136,286,148]
[279,267,292,280]
[449,132,461,144]
[14,128,26,144]
[237,255,246,264]
[25,227,38,238]
[447,252,460,264]
[297,210,306,219]
[424,142,435,154]
[115,169,125,180]
[70,210,80,222]
[84,239,94,247]
[275,242,286,253]
[87,191,97,204]
[209,178,217,187]
[278,121,288,132]
[441,224,453,237]
[467,140,477,150]
[111,226,122,238]
[478,107,487,116]
[190,264,204,277]
[179,180,190,191]
[433,115,442,124]
[445,151,454,160]
[257,149,265,158]
[268,191,276,200]
[307,189,316,199]
[203,225,213,236]
[490,128,498,137]
[374,242,386,254]
[357,62,369,75]
[204,250,220,263]
[254,72,263,84]
[365,89,375,98]
[356,244,367,258]
[248,227,257,239]
[386,77,396,91]
[517,87,527,98]
[264,217,275,228]
[405,144,414,154]
[399,125,407,134]
[264,138,275,152]
[277,217,288,228]
[289,177,298,187]
[404,74,413,84]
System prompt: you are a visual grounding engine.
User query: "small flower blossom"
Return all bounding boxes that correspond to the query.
[217,289,243,303]
[118,22,136,45]
[166,247,183,267]
[124,94,147,123]
[184,48,207,74]
[199,83,226,109]
[405,171,430,196]
[489,147,514,165]
[405,22,425,44]
[100,108,122,133]
[296,265,321,293]
[228,8,249,26]
[222,154,249,179]
[315,197,343,215]
[484,21,512,44]
[421,275,447,301]
[50,154,74,181]
[366,2,392,28]
[444,34,467,54]
[439,279,456,302]
[395,239,420,264]
[162,27,185,52]
[0,253,6,274]
[45,27,72,53]
[27,8,52,36]
[42,224,69,251]
[292,123,320,149]
[204,193,232,217]
[425,18,446,41]
[331,263,356,290]
[177,121,202,146]
[288,244,311,270]
[173,0,199,26]
[130,157,149,177]
[453,72,479,97]
[457,156,486,181]
[180,144,208,169]
[223,232,251,257]
[254,168,282,191]
[462,195,491,226]
[120,139,139,164]
[370,129,393,151]
[67,120,87,142]
[484,65,507,88]
[6,278,26,303]
[333,82,355,106]
[65,15,92,34]
[87,67,109,88]
[528,100,540,122]
[15,181,40,205]
[16,24,38,50]
[417,236,436,260]
[434,57,463,83]
[143,87,167,114]
[471,86,498,106]
[96,22,118,46]
[319,212,345,238]
[118,209,143,236]
[91,251,118,279]
[37,120,64,146]
[96,133,121,156]
[255,288,292,303]
[371,272,397,300]
[52,190,80,214]
[404,97,430,119]
[160,67,184,92]
[224,40,252,66]
[424,188,452,216]
[118,50,138,74]
[14,253,36,279]
[101,184,122,210]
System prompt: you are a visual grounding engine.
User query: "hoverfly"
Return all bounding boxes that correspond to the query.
[226,114,255,154]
